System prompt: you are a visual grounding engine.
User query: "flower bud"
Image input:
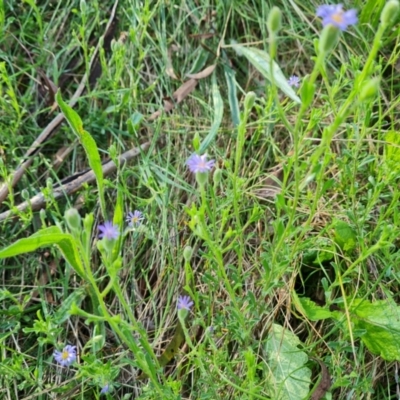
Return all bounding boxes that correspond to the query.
[108,143,117,160]
[83,213,94,232]
[319,24,340,56]
[46,178,53,191]
[300,77,315,108]
[380,0,400,28]
[21,189,29,200]
[80,0,87,14]
[193,132,201,152]
[267,6,282,34]
[359,77,380,102]
[39,208,47,226]
[183,246,193,262]
[213,167,223,186]
[65,208,82,232]
[244,91,256,111]
[196,171,208,187]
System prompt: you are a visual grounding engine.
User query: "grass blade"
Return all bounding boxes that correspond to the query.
[199,73,223,153]
[224,64,240,128]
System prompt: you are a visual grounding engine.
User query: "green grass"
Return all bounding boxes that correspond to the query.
[1,0,400,399]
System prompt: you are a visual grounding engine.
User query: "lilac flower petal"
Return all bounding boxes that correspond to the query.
[177,295,194,310]
[316,3,357,31]
[288,75,300,88]
[343,9,358,26]
[186,154,215,173]
[53,345,77,367]
[316,4,339,18]
[126,210,144,227]
[101,384,110,394]
[98,221,120,240]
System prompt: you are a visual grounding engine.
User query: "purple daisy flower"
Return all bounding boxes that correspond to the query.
[126,210,144,227]
[186,154,215,173]
[316,4,358,31]
[98,221,119,240]
[100,384,110,394]
[53,345,77,367]
[177,295,194,311]
[288,75,300,88]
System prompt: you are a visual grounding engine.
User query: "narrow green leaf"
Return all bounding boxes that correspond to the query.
[351,298,400,361]
[0,321,19,341]
[53,288,86,324]
[55,90,106,218]
[264,324,311,400]
[55,90,83,134]
[0,226,85,278]
[231,44,301,104]
[199,74,223,153]
[0,0,4,34]
[157,320,185,367]
[360,0,384,26]
[224,65,240,127]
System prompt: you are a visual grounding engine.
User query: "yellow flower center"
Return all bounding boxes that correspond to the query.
[61,350,69,360]
[332,12,344,23]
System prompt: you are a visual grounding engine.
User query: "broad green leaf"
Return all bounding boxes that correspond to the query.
[334,220,357,251]
[292,292,332,321]
[264,323,311,400]
[350,298,400,361]
[0,226,85,278]
[199,73,223,153]
[224,64,240,127]
[56,90,106,218]
[231,44,301,104]
[302,246,334,265]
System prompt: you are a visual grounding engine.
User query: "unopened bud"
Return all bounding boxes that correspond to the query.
[359,77,380,102]
[213,167,223,186]
[46,178,53,191]
[21,189,29,200]
[183,246,193,262]
[83,213,94,232]
[300,77,315,108]
[319,24,340,56]
[65,208,82,232]
[267,7,282,34]
[380,0,400,28]
[196,171,208,187]
[80,0,87,14]
[39,208,46,226]
[193,132,201,152]
[244,91,256,111]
